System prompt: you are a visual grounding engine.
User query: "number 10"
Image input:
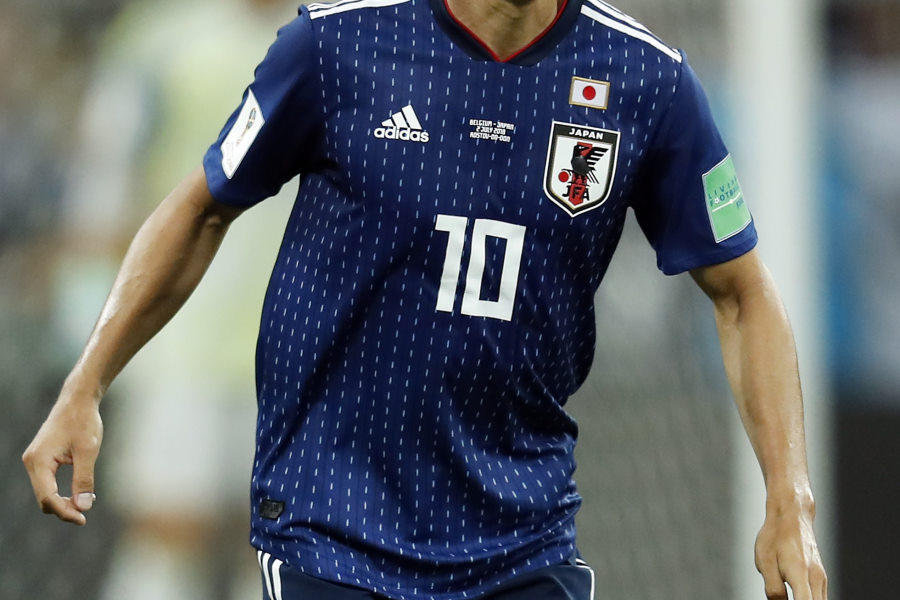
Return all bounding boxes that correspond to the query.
[434,215,526,322]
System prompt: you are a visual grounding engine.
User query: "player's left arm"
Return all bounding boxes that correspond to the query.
[690,247,827,600]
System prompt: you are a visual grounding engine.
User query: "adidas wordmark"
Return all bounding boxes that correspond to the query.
[374,104,430,143]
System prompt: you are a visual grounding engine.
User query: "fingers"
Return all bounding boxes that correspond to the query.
[777,544,829,600]
[23,395,104,525]
[783,564,829,600]
[46,494,89,526]
[758,565,788,600]
[21,451,88,525]
[810,561,828,600]
[786,578,814,600]
[757,549,828,600]
[756,545,786,599]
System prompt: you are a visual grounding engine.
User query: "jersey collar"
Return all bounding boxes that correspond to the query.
[428,0,583,66]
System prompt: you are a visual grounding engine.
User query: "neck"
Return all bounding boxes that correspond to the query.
[445,0,563,61]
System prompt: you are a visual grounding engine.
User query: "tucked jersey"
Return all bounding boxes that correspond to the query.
[202,1,757,599]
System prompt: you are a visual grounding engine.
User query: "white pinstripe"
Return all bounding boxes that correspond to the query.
[584,0,650,33]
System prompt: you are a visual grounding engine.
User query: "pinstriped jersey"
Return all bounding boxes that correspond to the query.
[202,1,756,598]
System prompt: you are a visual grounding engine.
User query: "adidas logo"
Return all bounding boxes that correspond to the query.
[374,104,430,143]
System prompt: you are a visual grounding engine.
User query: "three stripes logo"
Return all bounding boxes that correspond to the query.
[374,104,430,143]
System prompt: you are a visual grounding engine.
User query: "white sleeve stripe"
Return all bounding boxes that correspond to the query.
[309,0,410,20]
[307,0,357,11]
[307,0,378,12]
[581,6,683,63]
[584,0,649,33]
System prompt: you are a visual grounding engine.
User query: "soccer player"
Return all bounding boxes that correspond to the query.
[23,1,827,599]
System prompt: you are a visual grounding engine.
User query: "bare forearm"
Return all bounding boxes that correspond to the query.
[693,249,826,599]
[70,167,242,397]
[713,268,813,507]
[22,167,243,525]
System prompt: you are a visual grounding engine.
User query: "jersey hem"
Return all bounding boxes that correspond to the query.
[249,527,579,600]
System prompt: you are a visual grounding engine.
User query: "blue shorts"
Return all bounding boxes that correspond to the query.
[258,551,595,600]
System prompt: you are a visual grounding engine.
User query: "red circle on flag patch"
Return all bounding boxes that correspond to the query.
[558,171,570,183]
[582,85,597,101]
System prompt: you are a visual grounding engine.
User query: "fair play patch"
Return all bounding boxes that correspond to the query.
[221,90,265,179]
[703,155,752,242]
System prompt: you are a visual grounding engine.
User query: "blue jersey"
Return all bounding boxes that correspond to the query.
[202,1,756,598]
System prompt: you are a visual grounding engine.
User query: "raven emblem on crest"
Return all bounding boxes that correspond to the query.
[561,142,609,205]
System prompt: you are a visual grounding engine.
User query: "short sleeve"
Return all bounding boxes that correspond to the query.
[203,8,320,207]
[631,59,757,275]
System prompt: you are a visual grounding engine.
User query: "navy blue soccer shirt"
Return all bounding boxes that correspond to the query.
[202,1,757,598]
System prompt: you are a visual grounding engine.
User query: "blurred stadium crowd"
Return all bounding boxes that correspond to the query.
[1,0,898,598]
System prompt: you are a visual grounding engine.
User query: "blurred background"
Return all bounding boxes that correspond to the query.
[1,0,897,598]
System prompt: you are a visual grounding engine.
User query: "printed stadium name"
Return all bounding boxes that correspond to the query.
[374,127,430,143]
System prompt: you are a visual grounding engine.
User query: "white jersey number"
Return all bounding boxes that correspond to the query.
[434,215,526,322]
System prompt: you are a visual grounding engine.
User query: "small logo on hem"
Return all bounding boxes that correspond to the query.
[259,499,285,520]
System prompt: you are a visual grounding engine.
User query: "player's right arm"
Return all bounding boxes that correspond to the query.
[22,166,243,525]
[24,6,320,525]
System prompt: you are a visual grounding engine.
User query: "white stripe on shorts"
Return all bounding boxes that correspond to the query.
[575,558,596,600]
[258,551,275,600]
[272,558,284,600]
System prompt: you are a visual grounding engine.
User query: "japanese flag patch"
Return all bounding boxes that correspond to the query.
[569,77,610,110]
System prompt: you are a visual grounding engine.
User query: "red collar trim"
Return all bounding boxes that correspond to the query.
[442,0,570,63]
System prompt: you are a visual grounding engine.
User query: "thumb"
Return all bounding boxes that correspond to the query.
[71,446,98,512]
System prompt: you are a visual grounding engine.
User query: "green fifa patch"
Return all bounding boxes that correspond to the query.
[703,155,752,242]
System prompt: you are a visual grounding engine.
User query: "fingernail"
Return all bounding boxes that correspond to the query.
[76,493,95,511]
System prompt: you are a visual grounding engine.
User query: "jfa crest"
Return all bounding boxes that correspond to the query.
[543,121,620,217]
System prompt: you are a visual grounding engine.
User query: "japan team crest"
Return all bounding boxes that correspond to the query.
[543,121,620,217]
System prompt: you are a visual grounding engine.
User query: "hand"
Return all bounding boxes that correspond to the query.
[22,382,104,525]
[755,501,827,600]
